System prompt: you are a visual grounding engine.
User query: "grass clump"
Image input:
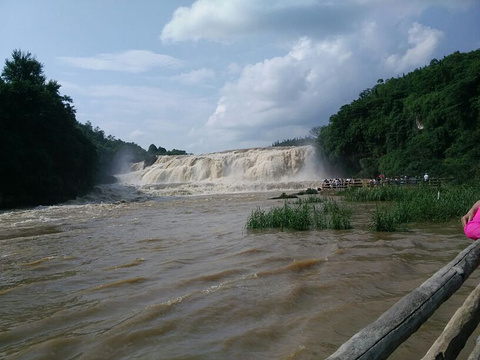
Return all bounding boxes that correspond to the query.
[370,205,409,232]
[339,186,416,202]
[246,197,352,231]
[346,185,479,232]
[297,195,324,204]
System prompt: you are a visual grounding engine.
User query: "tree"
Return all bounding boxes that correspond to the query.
[0,50,97,208]
[148,144,158,153]
[2,49,46,85]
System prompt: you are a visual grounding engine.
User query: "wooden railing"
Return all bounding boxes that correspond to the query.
[320,178,452,190]
[326,241,480,360]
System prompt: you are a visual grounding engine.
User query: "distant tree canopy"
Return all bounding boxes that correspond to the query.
[76,122,152,183]
[316,49,480,182]
[147,144,187,156]
[145,144,188,166]
[0,50,97,208]
[272,137,315,147]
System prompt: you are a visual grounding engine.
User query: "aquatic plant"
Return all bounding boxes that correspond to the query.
[295,195,324,204]
[345,185,479,231]
[246,198,352,231]
[370,205,408,232]
[339,186,416,202]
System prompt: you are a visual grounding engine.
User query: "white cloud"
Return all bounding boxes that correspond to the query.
[173,68,215,85]
[203,36,357,147]
[226,63,241,76]
[385,22,444,72]
[161,0,253,42]
[200,10,447,150]
[59,50,183,73]
[160,0,457,44]
[160,0,361,43]
[87,85,181,109]
[130,130,146,139]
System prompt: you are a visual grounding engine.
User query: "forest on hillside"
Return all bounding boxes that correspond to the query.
[0,50,186,208]
[316,49,480,182]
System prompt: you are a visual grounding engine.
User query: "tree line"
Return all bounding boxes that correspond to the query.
[272,136,315,147]
[0,50,186,208]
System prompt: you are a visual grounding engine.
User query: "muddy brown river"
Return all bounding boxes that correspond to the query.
[1,188,479,359]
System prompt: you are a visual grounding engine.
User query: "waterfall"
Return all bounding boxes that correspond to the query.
[118,146,325,195]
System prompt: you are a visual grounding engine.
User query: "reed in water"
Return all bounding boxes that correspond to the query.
[246,197,352,231]
[341,185,479,231]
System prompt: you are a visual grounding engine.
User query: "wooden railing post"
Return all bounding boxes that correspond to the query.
[326,241,480,360]
[421,282,480,359]
[467,335,480,360]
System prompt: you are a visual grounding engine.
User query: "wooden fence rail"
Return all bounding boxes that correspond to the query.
[422,281,480,359]
[326,241,480,360]
[320,178,453,190]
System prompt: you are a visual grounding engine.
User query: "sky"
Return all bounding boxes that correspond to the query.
[1,0,479,155]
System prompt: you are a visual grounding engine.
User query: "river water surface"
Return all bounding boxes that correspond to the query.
[1,188,479,359]
[2,147,480,359]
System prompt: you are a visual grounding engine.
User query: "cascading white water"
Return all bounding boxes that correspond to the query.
[117,146,325,195]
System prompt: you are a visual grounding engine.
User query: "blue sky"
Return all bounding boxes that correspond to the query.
[1,0,479,154]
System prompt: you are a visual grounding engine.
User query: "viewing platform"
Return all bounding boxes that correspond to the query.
[320,177,448,191]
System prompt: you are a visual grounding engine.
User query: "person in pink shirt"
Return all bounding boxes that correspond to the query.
[462,200,480,240]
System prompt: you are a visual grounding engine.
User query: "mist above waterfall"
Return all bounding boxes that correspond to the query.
[117,146,326,195]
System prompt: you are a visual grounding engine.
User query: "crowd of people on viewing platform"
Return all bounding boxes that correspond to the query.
[321,173,432,189]
[321,178,361,189]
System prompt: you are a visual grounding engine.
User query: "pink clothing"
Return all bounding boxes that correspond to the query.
[464,209,480,240]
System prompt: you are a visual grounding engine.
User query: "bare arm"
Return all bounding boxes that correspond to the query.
[462,200,480,227]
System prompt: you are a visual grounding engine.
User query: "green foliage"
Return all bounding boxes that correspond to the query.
[76,122,153,183]
[340,186,418,202]
[0,50,97,208]
[272,137,315,147]
[142,144,188,167]
[245,197,352,231]
[148,144,159,153]
[299,195,323,203]
[2,49,46,85]
[167,148,189,155]
[344,185,479,232]
[317,49,480,181]
[370,205,405,232]
[147,143,188,156]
